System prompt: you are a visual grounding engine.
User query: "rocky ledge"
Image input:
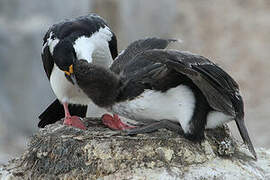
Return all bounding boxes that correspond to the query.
[0,118,269,180]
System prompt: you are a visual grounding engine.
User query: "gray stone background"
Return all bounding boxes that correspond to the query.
[0,0,269,163]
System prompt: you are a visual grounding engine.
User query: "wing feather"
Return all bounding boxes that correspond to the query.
[138,49,242,116]
[111,38,178,74]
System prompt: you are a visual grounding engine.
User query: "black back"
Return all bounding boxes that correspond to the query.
[110,38,176,74]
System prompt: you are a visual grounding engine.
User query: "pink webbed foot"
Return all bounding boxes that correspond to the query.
[63,116,86,130]
[101,114,136,130]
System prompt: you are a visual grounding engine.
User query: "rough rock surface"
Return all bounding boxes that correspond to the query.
[0,118,269,180]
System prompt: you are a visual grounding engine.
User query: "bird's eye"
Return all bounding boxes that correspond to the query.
[51,34,56,40]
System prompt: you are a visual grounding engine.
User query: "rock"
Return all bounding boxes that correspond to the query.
[0,118,269,179]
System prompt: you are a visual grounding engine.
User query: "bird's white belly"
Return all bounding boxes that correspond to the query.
[110,85,196,133]
[50,64,90,105]
[109,84,235,133]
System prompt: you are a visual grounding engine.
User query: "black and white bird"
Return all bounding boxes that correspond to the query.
[69,37,257,159]
[39,14,118,129]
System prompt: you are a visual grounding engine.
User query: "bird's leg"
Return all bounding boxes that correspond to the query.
[123,119,184,135]
[63,102,86,130]
[101,114,136,130]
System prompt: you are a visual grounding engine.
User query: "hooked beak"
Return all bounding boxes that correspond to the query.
[64,64,74,76]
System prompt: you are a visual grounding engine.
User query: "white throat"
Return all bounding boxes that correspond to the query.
[50,64,90,105]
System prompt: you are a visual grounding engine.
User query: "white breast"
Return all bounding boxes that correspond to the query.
[50,64,90,105]
[110,85,196,133]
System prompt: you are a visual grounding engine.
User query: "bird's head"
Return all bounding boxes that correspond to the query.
[53,39,76,73]
[52,39,78,85]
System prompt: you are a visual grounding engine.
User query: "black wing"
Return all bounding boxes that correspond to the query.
[117,55,189,101]
[110,38,177,74]
[137,49,241,117]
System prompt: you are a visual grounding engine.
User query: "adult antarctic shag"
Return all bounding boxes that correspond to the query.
[39,14,118,129]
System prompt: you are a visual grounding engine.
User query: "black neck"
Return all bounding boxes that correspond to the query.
[74,60,120,107]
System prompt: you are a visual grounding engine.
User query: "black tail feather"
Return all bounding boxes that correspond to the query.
[38,99,87,128]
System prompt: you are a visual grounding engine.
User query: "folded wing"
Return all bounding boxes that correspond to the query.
[138,49,242,118]
[111,38,177,74]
